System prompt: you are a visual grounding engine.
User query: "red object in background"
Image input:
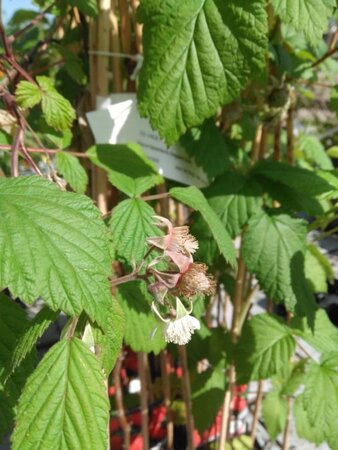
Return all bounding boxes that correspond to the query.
[110,435,123,449]
[130,435,144,450]
[231,395,247,413]
[234,384,248,394]
[108,386,116,397]
[124,349,138,373]
[149,405,167,440]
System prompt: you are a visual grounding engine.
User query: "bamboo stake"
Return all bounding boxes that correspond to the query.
[258,125,268,160]
[273,120,281,161]
[138,352,149,450]
[250,124,263,164]
[286,107,294,165]
[88,18,98,107]
[130,0,143,54]
[93,0,111,215]
[218,365,235,449]
[119,0,132,54]
[110,0,123,92]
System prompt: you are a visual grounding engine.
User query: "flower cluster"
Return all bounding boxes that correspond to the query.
[146,216,215,345]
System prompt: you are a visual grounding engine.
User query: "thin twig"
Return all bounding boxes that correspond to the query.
[141,192,170,202]
[113,353,131,450]
[282,397,292,450]
[66,317,79,339]
[273,120,281,161]
[8,1,56,43]
[218,365,235,450]
[178,345,195,450]
[312,45,338,68]
[250,380,263,444]
[286,107,294,165]
[0,145,88,158]
[160,351,174,450]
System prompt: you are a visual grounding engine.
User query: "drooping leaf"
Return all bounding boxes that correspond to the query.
[180,119,231,179]
[0,176,112,328]
[170,186,236,268]
[12,338,109,450]
[87,144,163,197]
[242,210,315,313]
[110,198,161,266]
[191,362,226,433]
[0,293,37,441]
[262,391,288,440]
[138,0,268,144]
[56,151,88,194]
[270,0,335,45]
[90,297,125,375]
[15,80,42,109]
[235,314,295,383]
[116,282,166,354]
[205,171,263,238]
[2,306,58,383]
[37,76,75,130]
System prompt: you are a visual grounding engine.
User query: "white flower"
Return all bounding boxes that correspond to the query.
[164,314,200,345]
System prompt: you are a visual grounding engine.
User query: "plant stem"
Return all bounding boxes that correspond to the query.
[282,397,292,450]
[250,124,263,164]
[250,380,263,444]
[137,352,149,450]
[66,317,79,339]
[141,192,171,202]
[218,365,235,449]
[178,345,195,450]
[274,120,281,161]
[219,257,247,450]
[160,350,174,450]
[113,353,131,450]
[312,45,338,68]
[0,144,88,158]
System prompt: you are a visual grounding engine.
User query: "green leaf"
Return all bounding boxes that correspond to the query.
[191,363,226,433]
[15,81,42,109]
[205,171,263,238]
[90,297,125,375]
[305,244,333,293]
[117,282,166,354]
[301,353,338,445]
[252,160,333,197]
[292,309,338,353]
[110,198,161,266]
[37,76,75,130]
[12,338,109,450]
[87,144,162,197]
[170,186,236,268]
[327,146,338,158]
[68,0,98,16]
[180,119,231,179]
[262,391,288,440]
[138,0,268,144]
[0,293,37,441]
[294,395,319,445]
[242,210,314,312]
[235,314,295,383]
[297,135,333,170]
[2,306,58,383]
[271,0,335,45]
[56,151,89,194]
[0,176,112,328]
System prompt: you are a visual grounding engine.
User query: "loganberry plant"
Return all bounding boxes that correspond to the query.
[1,1,338,450]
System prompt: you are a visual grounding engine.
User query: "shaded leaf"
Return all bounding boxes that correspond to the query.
[87,144,162,197]
[235,314,295,383]
[116,282,166,354]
